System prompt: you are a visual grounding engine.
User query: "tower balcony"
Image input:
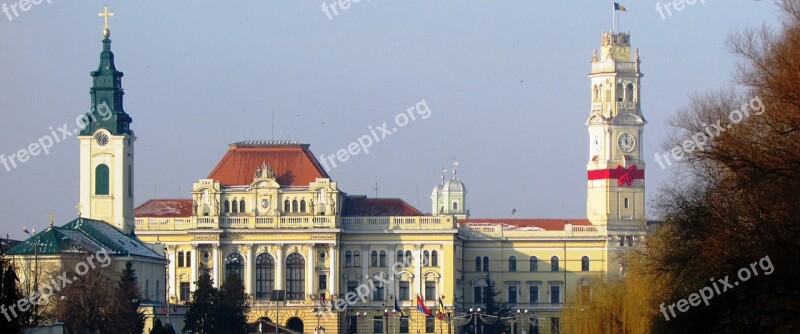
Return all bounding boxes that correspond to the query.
[590,61,637,74]
[616,101,637,113]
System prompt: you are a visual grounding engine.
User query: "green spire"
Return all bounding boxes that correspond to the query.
[80,30,132,136]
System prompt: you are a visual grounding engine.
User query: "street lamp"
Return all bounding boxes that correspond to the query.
[313,305,325,334]
[469,308,481,334]
[509,309,528,334]
[356,312,369,334]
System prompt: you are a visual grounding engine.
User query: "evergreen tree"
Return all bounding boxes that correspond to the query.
[480,273,511,334]
[215,275,249,334]
[150,318,165,334]
[109,261,145,334]
[0,257,26,333]
[183,268,218,334]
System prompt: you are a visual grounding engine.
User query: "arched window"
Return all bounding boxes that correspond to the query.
[255,253,275,299]
[379,250,386,267]
[475,256,481,272]
[354,251,361,265]
[285,253,305,300]
[224,200,230,213]
[530,256,538,272]
[225,253,244,283]
[186,251,191,267]
[482,256,489,272]
[239,200,246,213]
[292,200,299,213]
[95,164,109,195]
[551,256,560,272]
[371,251,378,267]
[177,251,185,267]
[508,256,517,272]
[345,251,353,267]
[581,256,590,272]
[592,85,599,102]
[284,200,290,212]
[405,250,413,266]
[615,82,624,102]
[231,199,238,213]
[300,199,306,212]
[452,202,458,210]
[423,250,430,267]
[396,250,404,264]
[626,83,634,102]
[431,250,438,267]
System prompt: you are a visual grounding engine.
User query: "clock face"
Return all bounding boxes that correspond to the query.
[591,135,601,154]
[94,133,109,146]
[617,133,635,153]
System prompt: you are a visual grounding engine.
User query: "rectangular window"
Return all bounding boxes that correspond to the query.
[346,252,352,266]
[551,317,560,334]
[348,316,358,334]
[399,317,409,333]
[425,281,436,301]
[473,286,482,303]
[374,284,385,301]
[550,285,561,304]
[529,285,539,304]
[177,252,184,267]
[624,197,630,208]
[179,282,190,302]
[347,281,358,295]
[425,316,435,333]
[508,285,518,304]
[627,236,634,246]
[373,317,384,334]
[319,275,327,290]
[619,235,625,247]
[399,281,410,301]
[186,251,191,267]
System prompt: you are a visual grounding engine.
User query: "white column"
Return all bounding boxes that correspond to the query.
[414,244,422,298]
[276,244,285,289]
[212,244,221,288]
[329,243,337,297]
[245,244,254,297]
[307,244,316,298]
[190,244,198,293]
[361,245,369,282]
[439,247,445,303]
[167,246,176,301]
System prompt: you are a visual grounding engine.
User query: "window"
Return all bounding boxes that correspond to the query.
[551,317,561,334]
[399,281,410,300]
[508,256,517,272]
[292,199,298,212]
[529,285,539,304]
[475,257,481,272]
[473,286,483,303]
[396,250,404,264]
[373,317,384,334]
[345,251,353,267]
[530,256,538,272]
[177,251,185,267]
[399,317,409,333]
[431,250,438,266]
[550,284,561,304]
[371,251,379,267]
[300,199,306,212]
[179,282,190,302]
[619,235,625,247]
[255,253,275,299]
[286,253,305,300]
[186,251,191,267]
[373,283,385,301]
[379,250,386,267]
[627,236,634,246]
[551,256,559,272]
[225,253,244,283]
[425,316,435,333]
[452,201,458,210]
[95,164,109,195]
[347,280,358,295]
[354,251,361,265]
[284,200,290,212]
[581,256,590,272]
[348,316,358,334]
[508,285,518,304]
[405,250,413,266]
[232,199,238,213]
[224,200,230,213]
[127,165,133,197]
[239,199,246,213]
[624,197,630,208]
[425,281,436,301]
[423,251,430,266]
[483,257,489,272]
[319,275,327,290]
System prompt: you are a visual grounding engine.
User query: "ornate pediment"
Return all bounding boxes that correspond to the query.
[610,112,645,125]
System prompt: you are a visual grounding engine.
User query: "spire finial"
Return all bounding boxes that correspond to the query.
[440,168,446,185]
[48,212,54,228]
[99,4,114,38]
[452,159,459,179]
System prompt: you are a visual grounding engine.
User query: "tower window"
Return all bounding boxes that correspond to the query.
[95,164,110,195]
[127,165,132,197]
[452,201,458,210]
[624,198,630,209]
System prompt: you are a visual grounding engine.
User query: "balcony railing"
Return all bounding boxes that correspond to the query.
[341,216,455,231]
[135,214,339,231]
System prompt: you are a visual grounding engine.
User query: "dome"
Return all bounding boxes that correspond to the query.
[431,184,443,196]
[442,178,465,193]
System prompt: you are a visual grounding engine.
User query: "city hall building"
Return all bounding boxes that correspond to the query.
[13,17,649,334]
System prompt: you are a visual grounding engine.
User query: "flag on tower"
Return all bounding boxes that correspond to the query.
[614,2,627,12]
[416,295,432,316]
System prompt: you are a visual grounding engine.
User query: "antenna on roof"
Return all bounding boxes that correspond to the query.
[372,182,379,198]
[510,208,517,219]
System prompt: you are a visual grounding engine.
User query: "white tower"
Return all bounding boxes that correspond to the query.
[78,26,135,233]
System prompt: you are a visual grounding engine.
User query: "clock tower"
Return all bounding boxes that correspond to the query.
[585,31,646,230]
[78,23,135,233]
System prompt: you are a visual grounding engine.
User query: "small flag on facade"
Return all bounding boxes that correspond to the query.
[436,297,446,320]
[394,297,404,316]
[614,2,627,12]
[416,295,432,316]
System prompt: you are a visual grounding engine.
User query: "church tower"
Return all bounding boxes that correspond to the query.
[585,31,646,229]
[431,163,468,219]
[78,14,136,233]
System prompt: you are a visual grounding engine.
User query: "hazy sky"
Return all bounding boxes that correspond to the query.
[0,1,779,240]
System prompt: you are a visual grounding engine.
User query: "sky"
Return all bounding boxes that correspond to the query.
[0,1,780,240]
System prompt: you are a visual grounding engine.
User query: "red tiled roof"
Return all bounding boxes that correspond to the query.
[343,197,424,216]
[134,199,193,218]
[207,141,329,187]
[461,218,591,231]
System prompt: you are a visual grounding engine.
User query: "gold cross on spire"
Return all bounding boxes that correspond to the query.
[48,212,54,227]
[98,4,114,38]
